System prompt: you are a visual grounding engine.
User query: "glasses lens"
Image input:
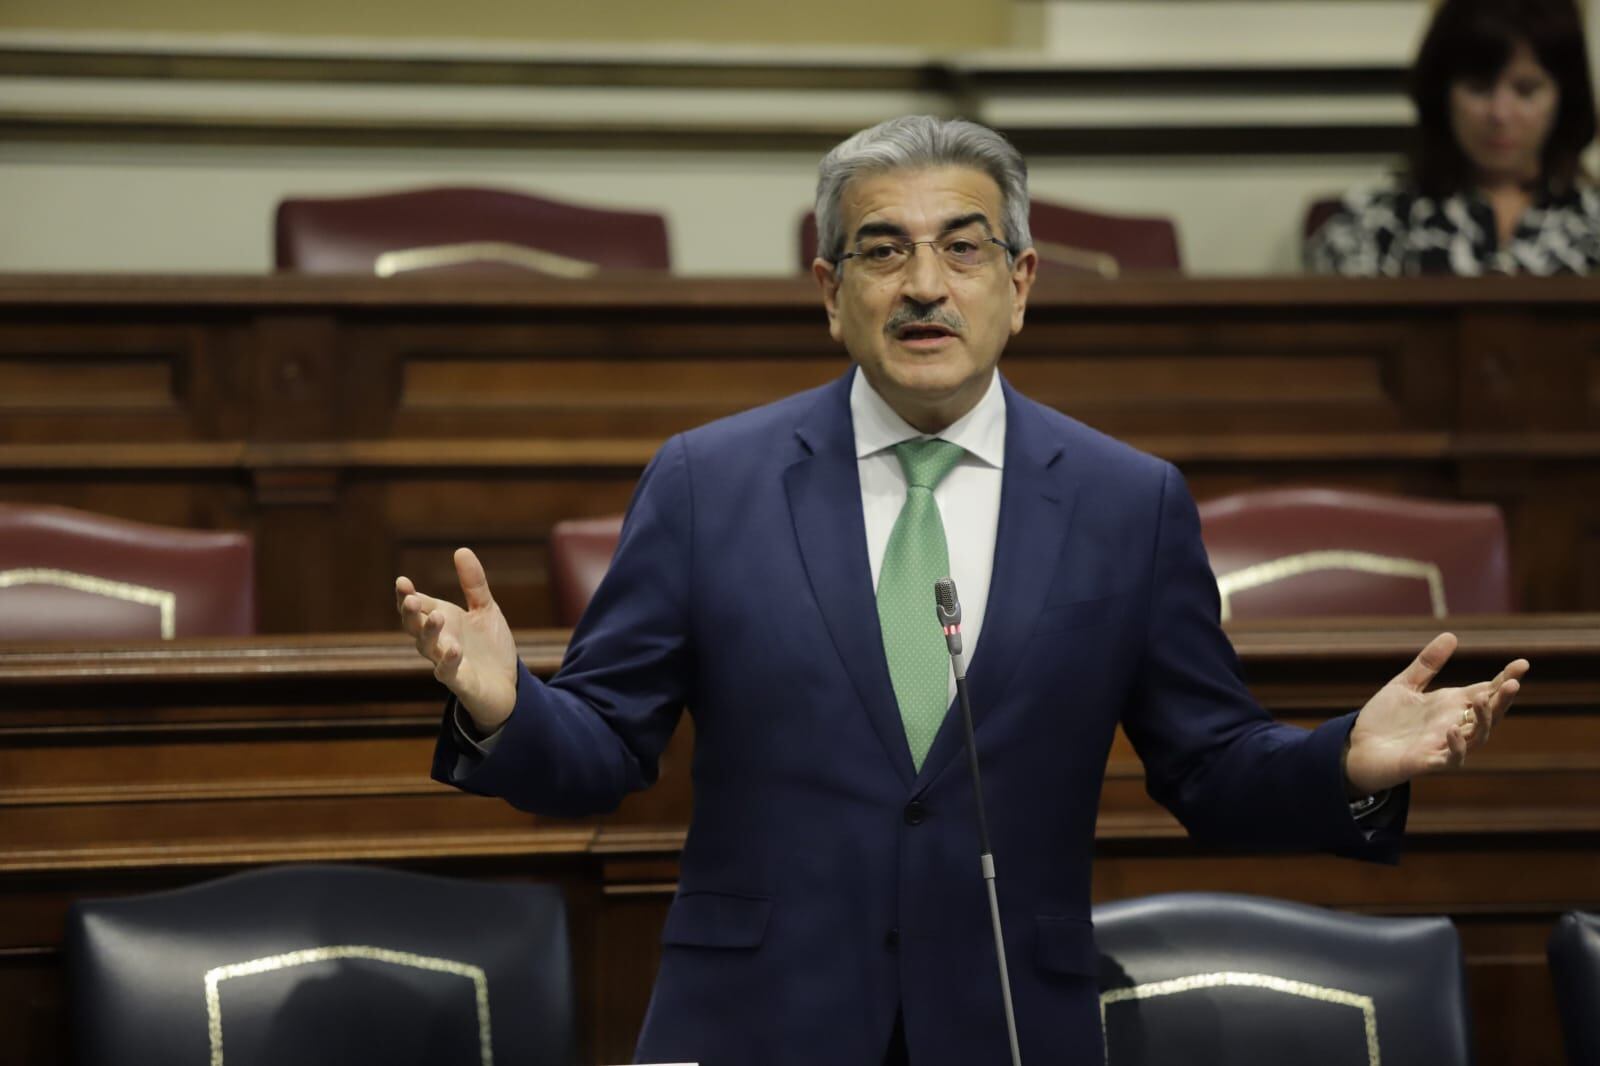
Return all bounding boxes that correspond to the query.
[939,235,991,270]
[855,239,909,273]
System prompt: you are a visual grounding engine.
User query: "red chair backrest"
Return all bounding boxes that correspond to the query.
[0,503,254,640]
[1197,487,1512,621]
[548,515,624,627]
[275,186,670,275]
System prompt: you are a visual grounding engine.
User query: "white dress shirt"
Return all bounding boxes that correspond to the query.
[851,366,1005,701]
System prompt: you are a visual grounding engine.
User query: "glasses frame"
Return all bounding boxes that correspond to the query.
[834,234,1015,276]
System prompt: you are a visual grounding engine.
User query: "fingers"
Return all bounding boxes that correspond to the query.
[1467,658,1531,697]
[455,547,495,612]
[1445,722,1468,768]
[1494,658,1531,686]
[1458,658,1530,743]
[420,609,463,682]
[1396,632,1458,691]
[1484,676,1521,729]
[396,589,443,639]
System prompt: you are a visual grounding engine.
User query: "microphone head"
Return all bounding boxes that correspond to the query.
[933,577,962,625]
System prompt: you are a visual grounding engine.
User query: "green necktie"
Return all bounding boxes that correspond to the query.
[877,438,966,770]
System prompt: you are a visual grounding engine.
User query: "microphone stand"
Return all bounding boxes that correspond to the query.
[935,579,1023,1066]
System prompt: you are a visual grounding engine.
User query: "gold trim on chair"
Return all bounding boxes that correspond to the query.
[0,567,176,639]
[1032,238,1120,279]
[1215,550,1447,622]
[374,242,601,279]
[204,945,492,1066]
[1100,970,1380,1066]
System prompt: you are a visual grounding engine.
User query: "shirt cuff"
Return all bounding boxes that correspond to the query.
[453,700,506,754]
[449,700,508,779]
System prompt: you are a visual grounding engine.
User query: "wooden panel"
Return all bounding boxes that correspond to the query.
[0,326,212,443]
[0,272,1598,622]
[1005,318,1452,437]
[396,354,843,438]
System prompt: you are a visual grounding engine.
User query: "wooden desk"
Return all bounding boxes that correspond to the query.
[2,274,1599,631]
[2,615,1596,1064]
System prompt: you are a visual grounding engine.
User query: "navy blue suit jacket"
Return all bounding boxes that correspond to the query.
[435,371,1405,1065]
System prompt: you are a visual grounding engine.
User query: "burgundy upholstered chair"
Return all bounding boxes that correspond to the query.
[798,199,1183,278]
[1303,196,1345,241]
[0,503,254,640]
[1196,487,1512,622]
[548,515,625,627]
[275,186,670,276]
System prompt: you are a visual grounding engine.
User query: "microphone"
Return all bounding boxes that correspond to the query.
[932,577,1022,1066]
[934,576,963,663]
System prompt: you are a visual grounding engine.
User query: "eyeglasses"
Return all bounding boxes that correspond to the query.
[836,233,1013,278]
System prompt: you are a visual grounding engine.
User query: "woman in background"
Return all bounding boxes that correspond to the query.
[1306,0,1600,275]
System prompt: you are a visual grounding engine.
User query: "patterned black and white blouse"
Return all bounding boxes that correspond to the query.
[1304,183,1600,276]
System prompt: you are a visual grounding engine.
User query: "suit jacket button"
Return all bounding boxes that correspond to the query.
[885,928,900,951]
[903,800,926,826]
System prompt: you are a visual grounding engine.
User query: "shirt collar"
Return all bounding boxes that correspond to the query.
[849,365,1006,469]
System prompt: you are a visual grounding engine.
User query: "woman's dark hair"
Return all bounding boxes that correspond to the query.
[1409,0,1597,196]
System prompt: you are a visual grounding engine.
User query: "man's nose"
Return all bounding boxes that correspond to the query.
[900,244,949,303]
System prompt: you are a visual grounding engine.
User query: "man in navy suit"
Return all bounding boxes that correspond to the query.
[397,116,1528,1065]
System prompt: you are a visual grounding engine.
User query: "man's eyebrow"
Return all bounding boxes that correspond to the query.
[940,212,994,236]
[853,220,911,243]
[851,213,996,245]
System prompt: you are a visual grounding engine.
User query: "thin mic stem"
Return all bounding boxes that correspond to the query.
[956,676,993,857]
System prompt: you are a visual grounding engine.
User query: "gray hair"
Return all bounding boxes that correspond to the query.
[814,115,1032,263]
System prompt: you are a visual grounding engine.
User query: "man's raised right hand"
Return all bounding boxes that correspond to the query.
[396,547,518,735]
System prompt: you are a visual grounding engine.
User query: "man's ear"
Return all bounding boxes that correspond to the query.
[813,257,843,342]
[1008,246,1039,335]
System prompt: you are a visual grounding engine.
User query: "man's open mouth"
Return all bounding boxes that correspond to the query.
[895,324,956,341]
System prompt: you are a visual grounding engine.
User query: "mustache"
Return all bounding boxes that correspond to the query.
[883,305,965,336]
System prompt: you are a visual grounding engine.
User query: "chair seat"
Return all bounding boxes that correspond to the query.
[1094,892,1473,1066]
[1549,910,1600,1066]
[68,864,574,1066]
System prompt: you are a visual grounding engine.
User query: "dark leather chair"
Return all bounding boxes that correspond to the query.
[1196,487,1512,621]
[276,186,671,276]
[548,514,625,626]
[1094,892,1473,1066]
[0,502,253,640]
[798,198,1182,277]
[67,864,575,1066]
[1549,911,1600,1066]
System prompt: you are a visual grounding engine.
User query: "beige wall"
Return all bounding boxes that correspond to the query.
[7,0,1594,277]
[0,138,1394,276]
[0,0,1011,49]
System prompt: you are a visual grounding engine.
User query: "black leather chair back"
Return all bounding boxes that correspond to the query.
[1094,892,1473,1066]
[67,864,574,1066]
[1549,911,1600,1066]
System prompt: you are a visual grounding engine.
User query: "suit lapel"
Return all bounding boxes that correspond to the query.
[784,373,917,786]
[915,379,1078,789]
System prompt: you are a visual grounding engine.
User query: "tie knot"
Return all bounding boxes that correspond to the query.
[893,438,964,490]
